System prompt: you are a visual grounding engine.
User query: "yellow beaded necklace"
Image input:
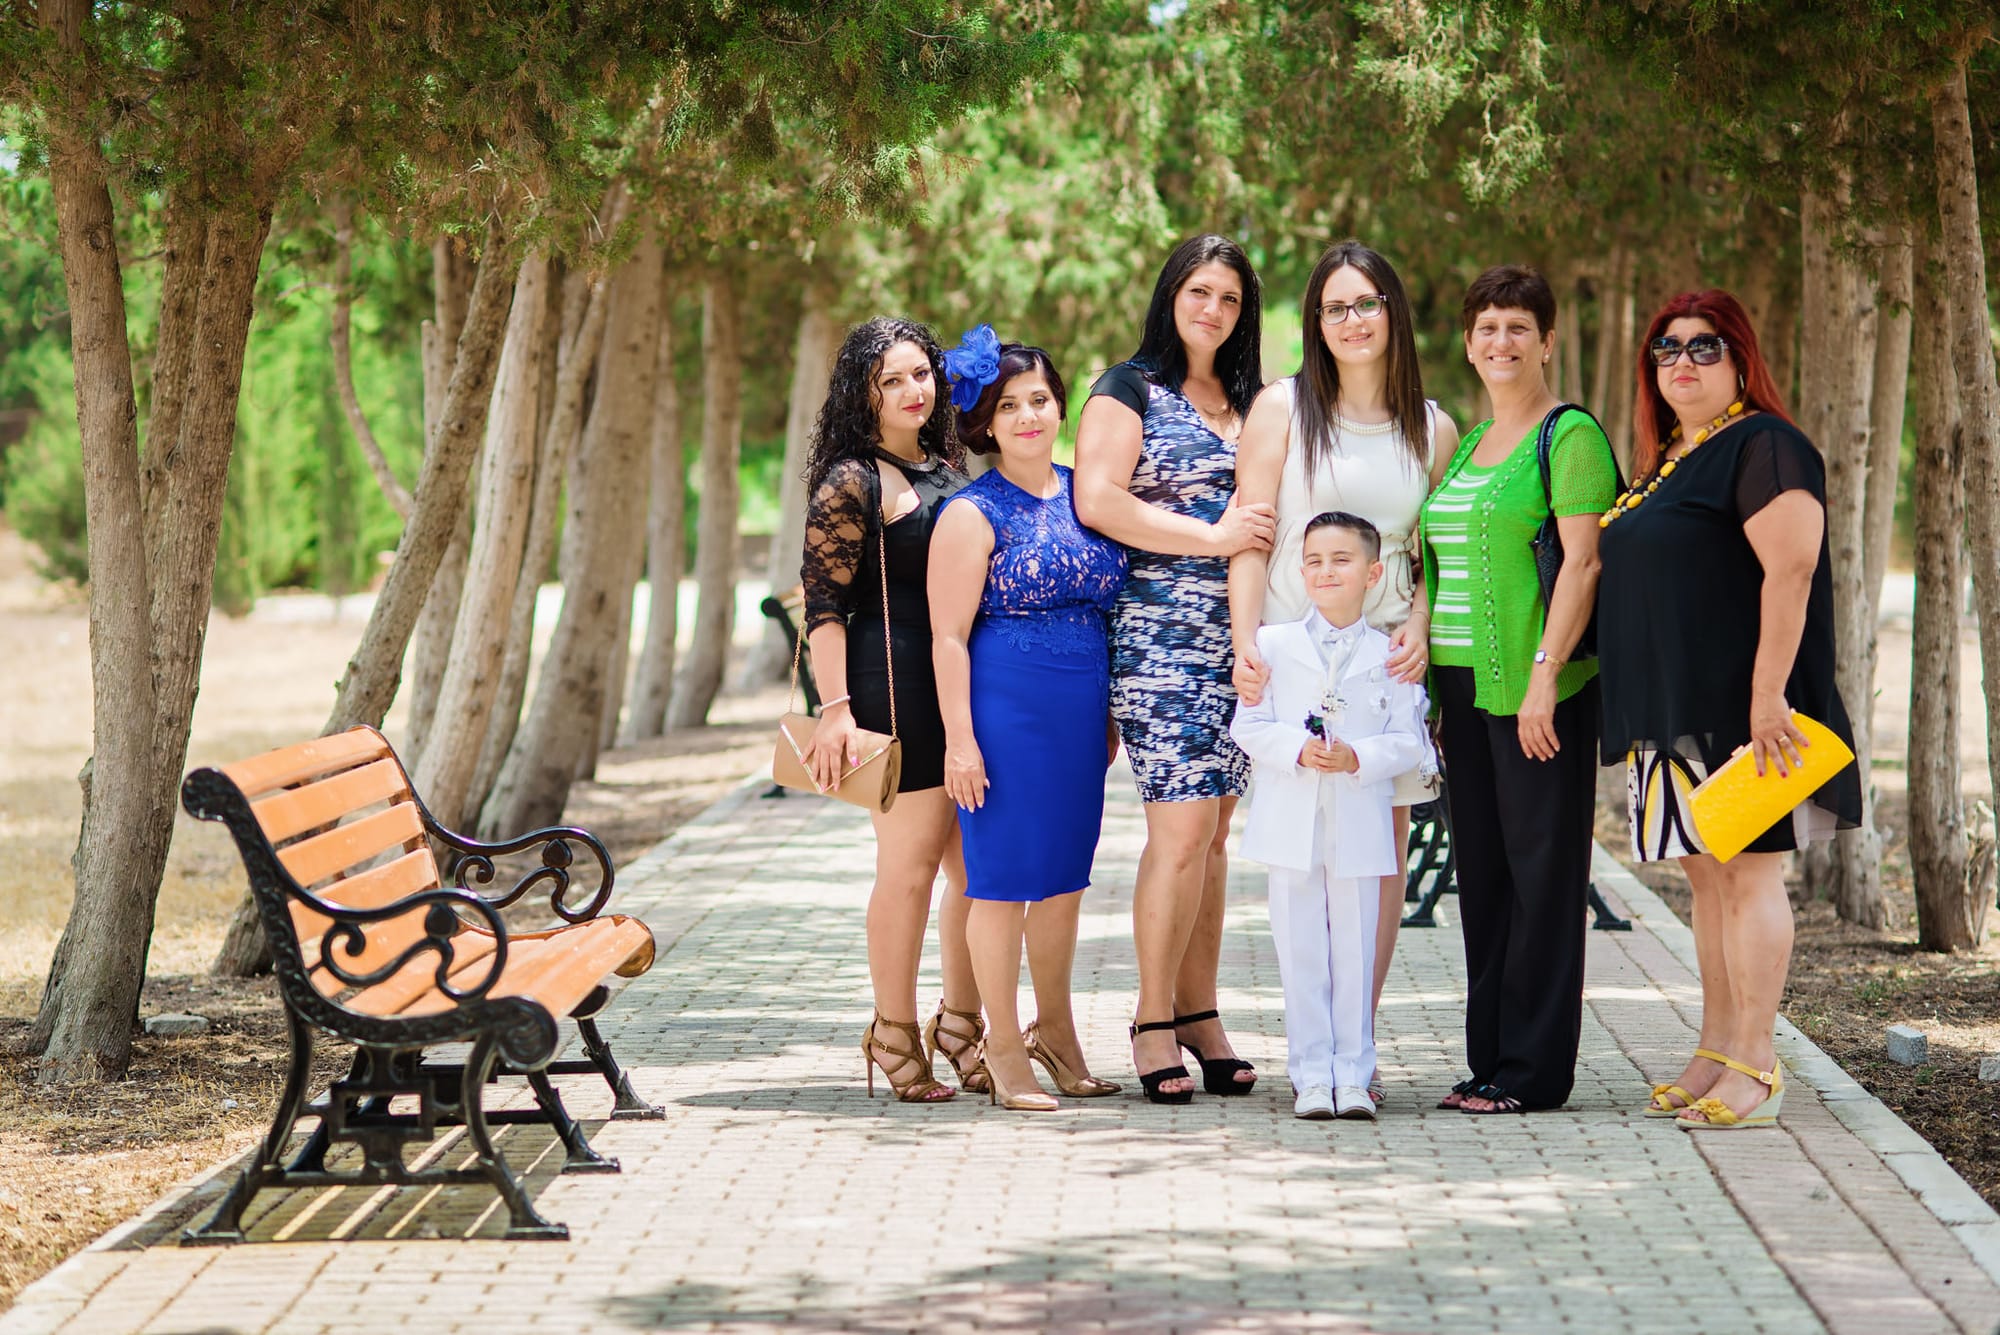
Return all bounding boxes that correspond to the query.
[1598,400,1748,529]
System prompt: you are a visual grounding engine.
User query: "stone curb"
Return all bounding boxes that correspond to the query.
[1591,844,2000,1290]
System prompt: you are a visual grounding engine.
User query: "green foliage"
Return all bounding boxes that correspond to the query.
[1,374,87,584]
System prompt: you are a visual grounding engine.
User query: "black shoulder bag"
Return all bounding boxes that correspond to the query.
[1530,403,1619,662]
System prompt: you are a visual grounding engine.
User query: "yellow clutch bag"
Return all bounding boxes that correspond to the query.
[1687,713,1854,863]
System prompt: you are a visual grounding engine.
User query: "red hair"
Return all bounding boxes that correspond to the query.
[1632,289,1792,478]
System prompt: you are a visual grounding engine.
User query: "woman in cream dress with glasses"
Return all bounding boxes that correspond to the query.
[1228,241,1457,1095]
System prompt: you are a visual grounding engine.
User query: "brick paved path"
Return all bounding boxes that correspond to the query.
[5,769,1997,1335]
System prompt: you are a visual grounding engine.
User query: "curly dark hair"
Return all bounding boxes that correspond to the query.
[803,316,964,490]
[956,344,1068,456]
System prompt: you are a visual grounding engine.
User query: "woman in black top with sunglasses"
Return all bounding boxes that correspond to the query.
[1596,289,1859,1132]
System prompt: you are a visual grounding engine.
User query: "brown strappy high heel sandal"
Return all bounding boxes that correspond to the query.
[921,1001,992,1094]
[1024,1021,1121,1097]
[862,1012,955,1103]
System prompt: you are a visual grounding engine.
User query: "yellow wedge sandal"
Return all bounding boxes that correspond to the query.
[1643,1047,1728,1118]
[1676,1053,1784,1131]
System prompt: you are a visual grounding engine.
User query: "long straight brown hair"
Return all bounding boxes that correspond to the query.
[1293,240,1430,483]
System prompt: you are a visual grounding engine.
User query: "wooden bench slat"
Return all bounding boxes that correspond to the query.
[280,802,427,889]
[308,899,454,994]
[220,729,393,800]
[393,918,653,1021]
[340,931,501,1016]
[293,849,442,964]
[252,758,409,845]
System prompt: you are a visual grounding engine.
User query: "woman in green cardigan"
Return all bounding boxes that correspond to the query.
[1419,266,1620,1113]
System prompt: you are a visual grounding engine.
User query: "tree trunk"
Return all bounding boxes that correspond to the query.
[667,267,745,730]
[466,264,596,813]
[329,198,410,519]
[744,291,839,684]
[412,250,553,832]
[1864,228,1914,612]
[623,294,687,742]
[1906,237,1982,951]
[1931,58,2000,820]
[1607,259,1638,472]
[591,538,644,769]
[1588,251,1621,420]
[480,238,663,834]
[1799,187,1885,928]
[1553,272,1582,406]
[321,232,515,735]
[28,75,158,1076]
[403,312,463,762]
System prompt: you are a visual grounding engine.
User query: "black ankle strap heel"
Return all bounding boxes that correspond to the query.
[1129,1019,1195,1105]
[1172,1009,1257,1096]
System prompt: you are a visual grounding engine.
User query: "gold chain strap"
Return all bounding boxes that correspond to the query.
[788,475,898,741]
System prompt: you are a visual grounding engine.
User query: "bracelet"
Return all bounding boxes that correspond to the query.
[819,694,851,710]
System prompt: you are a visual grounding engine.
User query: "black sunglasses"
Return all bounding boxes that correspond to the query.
[1649,333,1730,367]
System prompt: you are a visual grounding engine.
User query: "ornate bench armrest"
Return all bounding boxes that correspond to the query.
[313,885,512,1001]
[425,819,616,923]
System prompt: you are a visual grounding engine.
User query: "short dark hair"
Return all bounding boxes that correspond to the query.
[1129,233,1263,418]
[1303,509,1381,561]
[1461,264,1557,338]
[956,344,1068,456]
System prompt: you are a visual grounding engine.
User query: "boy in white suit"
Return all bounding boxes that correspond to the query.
[1230,512,1429,1120]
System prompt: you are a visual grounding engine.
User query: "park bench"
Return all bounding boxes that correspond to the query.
[178,725,661,1243]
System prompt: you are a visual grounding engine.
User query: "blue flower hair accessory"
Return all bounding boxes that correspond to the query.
[943,323,1003,412]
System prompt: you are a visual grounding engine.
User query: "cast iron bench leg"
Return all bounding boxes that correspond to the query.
[186,1010,316,1245]
[462,1038,567,1241]
[526,1068,620,1173]
[578,1014,664,1120]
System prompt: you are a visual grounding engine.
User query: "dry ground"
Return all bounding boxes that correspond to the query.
[1,519,1995,1311]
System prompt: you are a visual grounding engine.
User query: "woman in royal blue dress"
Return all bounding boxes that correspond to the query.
[930,332,1129,1111]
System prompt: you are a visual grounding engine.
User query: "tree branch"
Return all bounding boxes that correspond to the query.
[329,198,412,520]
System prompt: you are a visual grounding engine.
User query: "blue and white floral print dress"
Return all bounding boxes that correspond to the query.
[1089,363,1251,803]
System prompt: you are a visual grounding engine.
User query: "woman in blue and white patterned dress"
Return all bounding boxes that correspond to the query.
[1074,235,1276,1104]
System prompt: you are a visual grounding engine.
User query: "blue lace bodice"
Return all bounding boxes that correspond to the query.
[945,465,1128,656]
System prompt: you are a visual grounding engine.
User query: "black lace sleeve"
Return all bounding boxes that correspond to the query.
[1732,419,1825,522]
[802,458,876,635]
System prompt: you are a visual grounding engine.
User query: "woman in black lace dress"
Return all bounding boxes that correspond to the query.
[801,317,984,1103]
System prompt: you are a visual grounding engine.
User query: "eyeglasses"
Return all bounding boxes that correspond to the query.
[1317,295,1388,325]
[1649,334,1730,367]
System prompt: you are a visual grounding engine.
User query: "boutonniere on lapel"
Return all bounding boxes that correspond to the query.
[1306,682,1347,742]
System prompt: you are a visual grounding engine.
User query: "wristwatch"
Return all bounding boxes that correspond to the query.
[1533,649,1564,668]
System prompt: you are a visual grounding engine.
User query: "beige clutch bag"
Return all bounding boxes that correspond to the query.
[1687,712,1854,863]
[771,507,902,813]
[772,713,901,811]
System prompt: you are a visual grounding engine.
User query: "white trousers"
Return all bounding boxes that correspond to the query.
[1267,861,1379,1093]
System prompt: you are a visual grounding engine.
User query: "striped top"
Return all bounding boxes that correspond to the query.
[1419,411,1619,716]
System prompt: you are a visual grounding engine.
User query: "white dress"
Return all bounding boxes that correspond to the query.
[1262,376,1441,805]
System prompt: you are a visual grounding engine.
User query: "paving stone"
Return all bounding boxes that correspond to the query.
[6,769,1996,1335]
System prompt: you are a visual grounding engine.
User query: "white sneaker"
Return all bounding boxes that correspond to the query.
[1335,1085,1377,1120]
[1294,1084,1336,1120]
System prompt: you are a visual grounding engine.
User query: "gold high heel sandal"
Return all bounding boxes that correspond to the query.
[976,1041,1059,1112]
[1024,1021,1121,1097]
[861,1012,955,1103]
[922,1001,992,1094]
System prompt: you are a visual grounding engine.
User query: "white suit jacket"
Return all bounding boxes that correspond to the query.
[1229,615,1428,876]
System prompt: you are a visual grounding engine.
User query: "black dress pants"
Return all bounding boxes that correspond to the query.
[1434,666,1599,1109]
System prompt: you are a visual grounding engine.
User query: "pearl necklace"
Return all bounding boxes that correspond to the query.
[1598,401,1747,530]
